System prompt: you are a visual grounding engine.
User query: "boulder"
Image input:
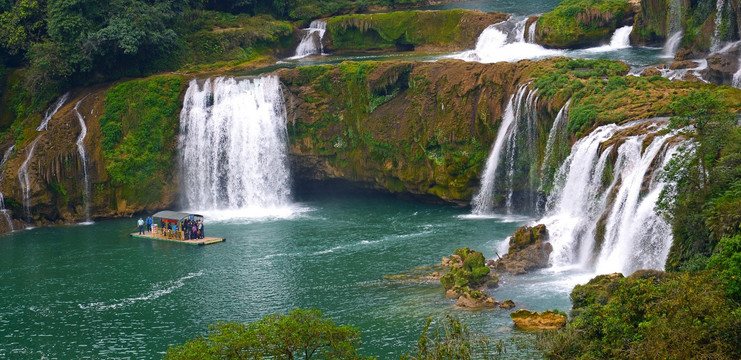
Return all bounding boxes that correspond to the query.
[510,309,566,330]
[640,67,661,77]
[498,299,515,309]
[669,60,700,70]
[492,224,553,274]
[455,290,497,309]
[706,43,741,86]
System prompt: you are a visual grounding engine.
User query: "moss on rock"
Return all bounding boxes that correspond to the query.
[536,0,633,48]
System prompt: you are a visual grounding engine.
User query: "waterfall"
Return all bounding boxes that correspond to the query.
[0,145,15,230]
[291,20,327,59]
[584,26,633,53]
[527,21,537,43]
[712,0,727,52]
[37,92,70,131]
[540,99,571,192]
[540,119,680,274]
[73,96,92,223]
[455,17,562,63]
[504,90,540,213]
[472,84,535,214]
[179,75,292,217]
[733,61,741,88]
[18,136,41,225]
[663,0,683,57]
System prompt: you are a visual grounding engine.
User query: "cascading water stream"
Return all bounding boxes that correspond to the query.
[291,20,327,59]
[527,21,536,43]
[0,145,15,230]
[663,0,683,57]
[540,99,571,191]
[712,0,727,52]
[73,96,92,223]
[37,92,70,131]
[455,17,562,63]
[179,75,293,218]
[583,26,632,53]
[540,120,680,274]
[504,90,539,213]
[18,136,41,225]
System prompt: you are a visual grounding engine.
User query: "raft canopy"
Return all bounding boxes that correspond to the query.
[152,211,204,224]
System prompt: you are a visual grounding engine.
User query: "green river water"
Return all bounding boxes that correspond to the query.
[0,193,592,359]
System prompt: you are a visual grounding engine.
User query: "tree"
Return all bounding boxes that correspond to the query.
[0,0,45,56]
[401,315,503,360]
[165,308,372,359]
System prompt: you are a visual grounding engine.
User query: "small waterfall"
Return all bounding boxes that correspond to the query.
[527,21,537,43]
[541,120,680,274]
[73,96,92,222]
[712,0,728,52]
[291,20,327,59]
[732,60,741,88]
[0,145,15,230]
[37,92,70,131]
[663,0,683,57]
[18,136,41,224]
[503,90,540,212]
[179,75,292,215]
[583,26,633,53]
[472,84,533,214]
[540,99,571,192]
[456,17,562,63]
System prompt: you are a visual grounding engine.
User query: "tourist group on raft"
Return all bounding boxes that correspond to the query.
[137,216,205,240]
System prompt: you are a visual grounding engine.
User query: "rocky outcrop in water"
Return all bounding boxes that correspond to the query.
[510,309,567,330]
[535,0,634,48]
[490,224,552,275]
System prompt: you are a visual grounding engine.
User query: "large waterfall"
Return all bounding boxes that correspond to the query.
[291,20,327,59]
[178,75,293,218]
[540,119,681,274]
[455,17,562,63]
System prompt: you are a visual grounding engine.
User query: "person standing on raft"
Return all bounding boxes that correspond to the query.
[137,217,145,235]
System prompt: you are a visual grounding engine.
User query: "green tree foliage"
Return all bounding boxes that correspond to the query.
[659,89,741,269]
[541,271,741,360]
[707,235,741,303]
[0,0,44,56]
[164,308,372,359]
[401,315,503,360]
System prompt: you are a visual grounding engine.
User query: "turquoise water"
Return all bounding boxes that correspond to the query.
[421,0,561,15]
[0,193,587,359]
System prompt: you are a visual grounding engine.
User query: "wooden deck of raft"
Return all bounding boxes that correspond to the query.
[130,232,225,246]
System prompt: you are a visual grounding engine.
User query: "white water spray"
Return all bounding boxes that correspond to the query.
[527,21,537,43]
[0,145,15,230]
[712,0,727,52]
[540,100,571,190]
[584,26,633,53]
[73,96,92,223]
[291,20,327,59]
[472,85,531,214]
[663,0,683,58]
[540,120,680,274]
[18,136,41,224]
[179,75,293,217]
[37,92,70,131]
[455,18,562,63]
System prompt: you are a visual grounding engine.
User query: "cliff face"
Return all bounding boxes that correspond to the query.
[278,59,558,204]
[323,10,509,53]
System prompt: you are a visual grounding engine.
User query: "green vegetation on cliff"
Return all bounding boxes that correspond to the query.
[325,10,507,52]
[98,75,184,204]
[536,0,632,48]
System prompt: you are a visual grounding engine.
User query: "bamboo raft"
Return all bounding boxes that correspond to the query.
[129,231,225,246]
[131,210,225,246]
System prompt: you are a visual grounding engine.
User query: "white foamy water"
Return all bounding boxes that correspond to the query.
[583,26,633,53]
[712,0,727,52]
[455,18,563,63]
[18,136,41,225]
[179,75,293,219]
[663,31,683,58]
[290,20,327,59]
[539,119,681,275]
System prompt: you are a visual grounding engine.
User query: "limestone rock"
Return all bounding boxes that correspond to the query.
[510,309,566,330]
[498,299,515,309]
[455,290,497,309]
[706,43,741,86]
[492,224,553,275]
[669,60,700,70]
[640,67,661,77]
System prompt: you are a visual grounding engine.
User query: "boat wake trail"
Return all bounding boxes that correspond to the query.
[78,271,204,311]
